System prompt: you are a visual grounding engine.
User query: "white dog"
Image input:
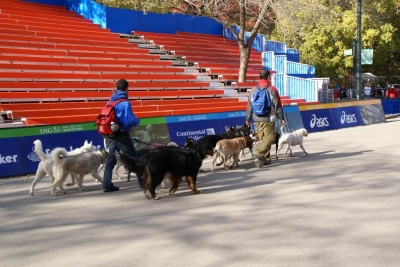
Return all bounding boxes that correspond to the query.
[50,147,108,196]
[277,124,309,160]
[29,140,95,196]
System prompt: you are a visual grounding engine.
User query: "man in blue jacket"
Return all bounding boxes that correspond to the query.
[103,79,140,192]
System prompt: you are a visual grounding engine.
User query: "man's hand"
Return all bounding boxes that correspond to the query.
[246,121,252,126]
[280,120,285,125]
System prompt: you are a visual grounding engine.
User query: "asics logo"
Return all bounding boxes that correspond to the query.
[310,114,329,128]
[340,111,357,124]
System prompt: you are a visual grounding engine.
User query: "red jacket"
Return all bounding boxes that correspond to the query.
[258,80,283,109]
[387,88,398,99]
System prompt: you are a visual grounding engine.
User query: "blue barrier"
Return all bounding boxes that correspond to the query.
[331,106,363,129]
[0,100,389,178]
[300,109,336,133]
[283,106,304,133]
[381,99,400,114]
[287,48,300,63]
[0,137,25,177]
[65,0,106,28]
[20,130,103,174]
[166,113,223,145]
[286,76,317,102]
[64,0,222,35]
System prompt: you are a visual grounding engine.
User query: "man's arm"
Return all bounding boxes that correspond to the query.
[245,90,253,125]
[269,89,284,123]
[115,102,140,132]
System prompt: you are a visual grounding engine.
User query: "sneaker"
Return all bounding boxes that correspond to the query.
[264,160,272,165]
[103,185,120,192]
[254,155,263,168]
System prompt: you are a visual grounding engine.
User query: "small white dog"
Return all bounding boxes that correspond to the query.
[277,124,309,160]
[29,140,95,196]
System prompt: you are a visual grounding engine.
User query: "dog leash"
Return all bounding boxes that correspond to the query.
[131,137,166,149]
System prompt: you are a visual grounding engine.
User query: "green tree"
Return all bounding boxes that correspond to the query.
[271,0,400,79]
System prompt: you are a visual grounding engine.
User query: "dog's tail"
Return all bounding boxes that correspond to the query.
[280,124,286,136]
[51,147,69,165]
[34,140,50,161]
[117,153,144,173]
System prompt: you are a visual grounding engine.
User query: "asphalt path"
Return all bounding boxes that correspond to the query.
[1,118,400,267]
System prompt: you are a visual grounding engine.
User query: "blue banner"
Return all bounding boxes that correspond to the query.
[331,106,363,129]
[217,111,247,132]
[19,131,103,174]
[166,113,219,124]
[283,106,304,134]
[0,137,25,177]
[166,119,224,146]
[300,109,336,133]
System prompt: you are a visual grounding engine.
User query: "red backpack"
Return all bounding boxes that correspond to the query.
[95,98,127,135]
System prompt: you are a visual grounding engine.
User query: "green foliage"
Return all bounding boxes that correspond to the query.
[271,0,400,78]
[93,0,172,13]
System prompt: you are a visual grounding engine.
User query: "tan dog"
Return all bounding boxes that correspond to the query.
[211,136,253,172]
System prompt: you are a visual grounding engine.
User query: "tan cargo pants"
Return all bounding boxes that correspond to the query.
[255,121,276,163]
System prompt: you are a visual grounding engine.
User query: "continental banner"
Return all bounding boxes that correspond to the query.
[217,111,248,132]
[166,113,223,146]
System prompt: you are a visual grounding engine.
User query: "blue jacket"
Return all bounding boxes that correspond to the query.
[110,90,140,132]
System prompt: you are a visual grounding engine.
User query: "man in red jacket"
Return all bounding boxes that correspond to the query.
[387,85,398,99]
[246,70,285,167]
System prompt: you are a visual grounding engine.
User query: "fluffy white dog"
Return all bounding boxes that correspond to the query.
[277,124,309,160]
[50,148,108,196]
[29,140,95,196]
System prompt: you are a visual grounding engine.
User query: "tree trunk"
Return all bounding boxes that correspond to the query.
[238,45,250,82]
[238,40,255,83]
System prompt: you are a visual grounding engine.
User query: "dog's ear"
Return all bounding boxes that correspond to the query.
[84,140,88,145]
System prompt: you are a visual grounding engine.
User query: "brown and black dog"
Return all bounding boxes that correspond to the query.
[118,141,214,200]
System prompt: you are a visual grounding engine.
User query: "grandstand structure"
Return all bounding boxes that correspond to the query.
[0,0,309,127]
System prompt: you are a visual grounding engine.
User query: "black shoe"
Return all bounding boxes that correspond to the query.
[103,186,120,192]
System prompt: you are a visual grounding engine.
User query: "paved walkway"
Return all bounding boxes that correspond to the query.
[1,118,400,267]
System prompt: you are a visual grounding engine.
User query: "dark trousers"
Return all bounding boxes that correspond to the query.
[103,132,140,189]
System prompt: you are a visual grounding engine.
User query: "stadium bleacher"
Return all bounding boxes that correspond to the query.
[0,0,308,127]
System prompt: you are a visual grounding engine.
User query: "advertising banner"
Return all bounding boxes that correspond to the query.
[300,109,336,133]
[0,137,25,177]
[331,106,363,129]
[359,103,386,125]
[17,123,103,174]
[166,113,223,146]
[217,111,248,133]
[282,106,304,134]
[20,130,103,175]
[130,117,170,150]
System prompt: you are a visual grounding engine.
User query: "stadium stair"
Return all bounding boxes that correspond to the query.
[0,0,309,126]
